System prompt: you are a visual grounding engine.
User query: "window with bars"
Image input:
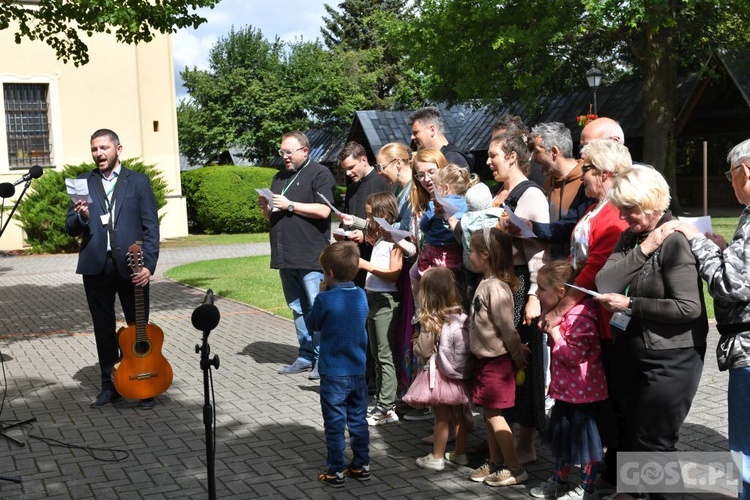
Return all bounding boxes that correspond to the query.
[4,83,53,168]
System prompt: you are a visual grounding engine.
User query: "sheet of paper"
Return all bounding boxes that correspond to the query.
[679,215,713,235]
[565,282,603,298]
[332,228,352,238]
[432,190,460,219]
[65,178,92,203]
[254,188,274,203]
[503,206,536,238]
[374,217,411,243]
[316,191,344,217]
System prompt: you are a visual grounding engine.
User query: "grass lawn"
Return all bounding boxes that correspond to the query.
[161,233,269,248]
[165,254,292,320]
[165,216,742,320]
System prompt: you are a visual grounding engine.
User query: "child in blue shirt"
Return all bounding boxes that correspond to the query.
[307,241,371,487]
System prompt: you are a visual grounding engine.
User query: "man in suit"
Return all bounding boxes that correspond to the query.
[65,129,160,409]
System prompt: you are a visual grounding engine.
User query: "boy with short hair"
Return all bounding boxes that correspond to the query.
[307,241,371,487]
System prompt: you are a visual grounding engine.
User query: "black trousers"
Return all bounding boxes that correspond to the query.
[82,256,150,391]
[607,328,705,500]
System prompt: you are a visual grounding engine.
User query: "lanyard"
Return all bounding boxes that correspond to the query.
[280,159,309,196]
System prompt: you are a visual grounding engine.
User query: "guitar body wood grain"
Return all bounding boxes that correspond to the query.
[113,322,174,400]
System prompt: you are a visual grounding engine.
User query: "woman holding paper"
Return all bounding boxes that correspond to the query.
[487,131,549,464]
[538,140,631,489]
[594,165,708,500]
[374,143,420,399]
[374,142,414,231]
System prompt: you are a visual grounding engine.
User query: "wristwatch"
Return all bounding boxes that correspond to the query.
[287,203,295,213]
[625,298,633,316]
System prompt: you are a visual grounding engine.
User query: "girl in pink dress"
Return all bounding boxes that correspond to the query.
[403,267,474,471]
[531,260,608,500]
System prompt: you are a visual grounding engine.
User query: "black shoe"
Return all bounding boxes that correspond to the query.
[318,467,345,487]
[90,389,122,408]
[344,463,371,481]
[139,398,156,409]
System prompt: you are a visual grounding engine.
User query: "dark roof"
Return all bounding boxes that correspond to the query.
[268,128,346,167]
[718,49,750,107]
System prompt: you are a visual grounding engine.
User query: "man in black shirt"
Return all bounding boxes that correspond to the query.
[258,131,336,379]
[336,141,390,286]
[408,106,474,171]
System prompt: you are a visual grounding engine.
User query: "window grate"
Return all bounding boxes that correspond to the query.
[4,83,53,168]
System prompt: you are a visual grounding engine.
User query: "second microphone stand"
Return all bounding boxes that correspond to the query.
[192,290,220,500]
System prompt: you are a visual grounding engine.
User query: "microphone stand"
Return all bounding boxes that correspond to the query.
[0,175,39,484]
[0,177,33,239]
[193,291,220,500]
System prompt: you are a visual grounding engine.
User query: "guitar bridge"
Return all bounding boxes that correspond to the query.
[129,371,160,380]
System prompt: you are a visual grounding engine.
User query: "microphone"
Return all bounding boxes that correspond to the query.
[13,165,44,186]
[192,289,220,332]
[0,183,15,198]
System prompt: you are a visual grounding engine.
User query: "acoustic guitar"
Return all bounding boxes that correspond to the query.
[112,242,174,400]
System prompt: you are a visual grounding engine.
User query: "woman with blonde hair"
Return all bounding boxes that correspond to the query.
[595,165,708,500]
[539,139,632,494]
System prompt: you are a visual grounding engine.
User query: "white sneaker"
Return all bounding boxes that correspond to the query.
[416,453,445,471]
[483,464,528,486]
[530,477,572,498]
[559,485,586,500]
[366,405,399,426]
[444,451,468,466]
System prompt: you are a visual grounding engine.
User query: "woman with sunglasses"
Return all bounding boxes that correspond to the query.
[537,140,632,494]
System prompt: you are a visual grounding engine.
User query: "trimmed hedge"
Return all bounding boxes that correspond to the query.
[181,165,277,234]
[15,159,169,254]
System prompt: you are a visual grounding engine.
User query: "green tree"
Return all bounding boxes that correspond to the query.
[322,0,422,108]
[384,0,750,196]
[16,159,168,253]
[178,26,377,165]
[0,0,220,66]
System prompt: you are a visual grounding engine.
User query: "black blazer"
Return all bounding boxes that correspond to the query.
[65,166,160,279]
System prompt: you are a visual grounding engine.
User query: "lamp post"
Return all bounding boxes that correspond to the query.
[586,65,604,114]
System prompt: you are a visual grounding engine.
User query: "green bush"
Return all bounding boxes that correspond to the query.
[181,165,277,234]
[16,159,169,254]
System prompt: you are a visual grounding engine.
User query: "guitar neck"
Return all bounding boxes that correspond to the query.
[134,285,147,341]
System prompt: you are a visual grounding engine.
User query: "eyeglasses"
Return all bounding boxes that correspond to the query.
[724,163,743,181]
[374,158,399,173]
[278,147,304,157]
[415,170,437,181]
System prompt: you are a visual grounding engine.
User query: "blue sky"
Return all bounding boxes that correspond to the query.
[172,0,330,99]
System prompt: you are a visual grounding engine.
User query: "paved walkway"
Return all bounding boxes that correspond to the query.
[0,244,733,499]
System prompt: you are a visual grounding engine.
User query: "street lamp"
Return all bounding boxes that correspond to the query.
[586,65,604,114]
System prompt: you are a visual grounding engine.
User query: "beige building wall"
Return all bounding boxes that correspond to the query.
[0,25,188,251]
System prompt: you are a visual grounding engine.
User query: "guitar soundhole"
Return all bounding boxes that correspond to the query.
[133,340,152,357]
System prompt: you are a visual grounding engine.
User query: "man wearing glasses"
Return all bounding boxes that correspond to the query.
[258,131,336,379]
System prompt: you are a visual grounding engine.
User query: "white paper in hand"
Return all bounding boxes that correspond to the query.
[65,179,92,203]
[317,191,343,217]
[679,215,712,235]
[432,190,460,219]
[374,217,411,243]
[503,206,536,238]
[565,283,602,298]
[255,188,274,203]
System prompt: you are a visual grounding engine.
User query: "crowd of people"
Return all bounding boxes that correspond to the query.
[257,108,750,500]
